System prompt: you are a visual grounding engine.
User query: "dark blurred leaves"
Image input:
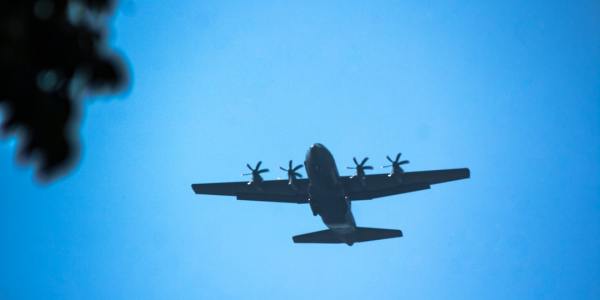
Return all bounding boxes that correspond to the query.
[0,0,127,182]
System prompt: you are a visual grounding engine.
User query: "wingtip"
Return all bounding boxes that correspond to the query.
[191,183,201,194]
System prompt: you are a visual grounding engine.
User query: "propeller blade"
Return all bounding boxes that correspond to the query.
[293,164,303,171]
[243,173,252,176]
[396,153,402,162]
[279,166,287,171]
[383,165,392,168]
[258,168,269,173]
[289,160,293,169]
[363,166,374,170]
[386,155,394,163]
[353,157,359,165]
[399,160,409,165]
[347,167,356,169]
[246,163,253,171]
[361,157,369,166]
[256,161,262,170]
[294,172,303,178]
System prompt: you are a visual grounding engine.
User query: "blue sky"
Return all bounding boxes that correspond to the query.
[1,0,599,299]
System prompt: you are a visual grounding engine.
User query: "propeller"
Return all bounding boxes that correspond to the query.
[347,157,373,178]
[280,160,303,181]
[383,153,409,174]
[243,161,269,184]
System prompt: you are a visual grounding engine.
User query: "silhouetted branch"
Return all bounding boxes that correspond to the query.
[0,0,127,182]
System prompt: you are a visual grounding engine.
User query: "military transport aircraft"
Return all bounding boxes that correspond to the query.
[191,143,469,246]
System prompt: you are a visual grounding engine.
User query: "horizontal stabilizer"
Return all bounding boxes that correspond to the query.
[293,229,339,243]
[293,227,403,244]
[353,227,403,242]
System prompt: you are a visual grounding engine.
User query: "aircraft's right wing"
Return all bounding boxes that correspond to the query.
[342,168,470,201]
[191,179,309,204]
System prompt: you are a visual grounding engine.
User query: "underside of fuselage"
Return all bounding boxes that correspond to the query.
[304,144,356,237]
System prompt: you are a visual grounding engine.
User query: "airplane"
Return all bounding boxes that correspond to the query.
[191,143,470,246]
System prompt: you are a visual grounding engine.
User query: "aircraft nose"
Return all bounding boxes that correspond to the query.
[310,143,324,150]
[310,143,324,155]
[307,143,325,160]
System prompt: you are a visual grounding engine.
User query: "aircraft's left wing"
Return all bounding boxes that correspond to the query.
[343,168,470,201]
[191,179,309,204]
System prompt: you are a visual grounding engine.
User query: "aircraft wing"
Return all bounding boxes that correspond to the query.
[191,179,309,204]
[342,168,470,201]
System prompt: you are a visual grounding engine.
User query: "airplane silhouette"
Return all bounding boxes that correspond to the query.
[192,143,470,245]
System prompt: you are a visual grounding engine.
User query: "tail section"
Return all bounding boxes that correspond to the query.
[352,227,403,242]
[293,227,403,245]
[292,229,339,244]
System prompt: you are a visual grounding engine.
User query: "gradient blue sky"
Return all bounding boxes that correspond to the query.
[1,0,599,299]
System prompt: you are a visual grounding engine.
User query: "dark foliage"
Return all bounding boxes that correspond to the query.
[0,0,127,181]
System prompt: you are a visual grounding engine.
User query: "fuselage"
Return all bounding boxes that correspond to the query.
[304,144,357,238]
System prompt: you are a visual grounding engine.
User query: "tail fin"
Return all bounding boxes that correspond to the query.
[293,227,402,244]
